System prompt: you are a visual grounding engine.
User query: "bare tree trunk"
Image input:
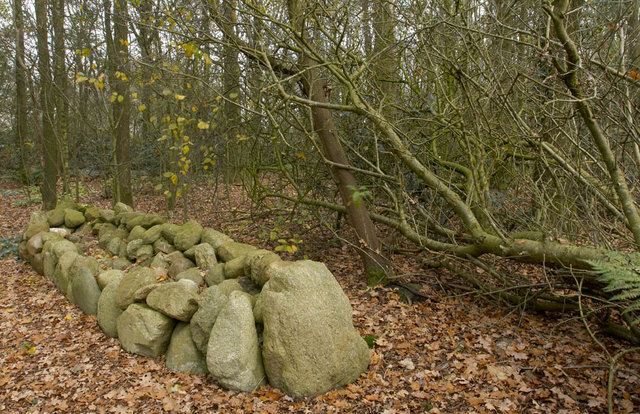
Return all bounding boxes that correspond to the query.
[287,0,393,285]
[222,0,242,184]
[13,0,29,185]
[36,0,58,210]
[546,0,640,249]
[104,0,133,207]
[53,0,70,196]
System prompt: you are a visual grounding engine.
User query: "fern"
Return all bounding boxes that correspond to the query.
[588,251,640,324]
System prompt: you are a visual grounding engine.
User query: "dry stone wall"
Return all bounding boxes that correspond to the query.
[19,200,370,397]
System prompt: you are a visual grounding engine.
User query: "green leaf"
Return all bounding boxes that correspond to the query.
[363,335,376,348]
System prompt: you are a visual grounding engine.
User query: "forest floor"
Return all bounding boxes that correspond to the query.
[0,176,638,413]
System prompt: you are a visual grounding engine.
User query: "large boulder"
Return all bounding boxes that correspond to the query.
[128,225,146,242]
[217,242,256,262]
[84,206,101,222]
[245,249,281,287]
[146,281,199,321]
[194,243,217,271]
[50,240,77,260]
[166,322,208,374]
[205,264,225,286]
[206,291,265,392]
[25,211,49,240]
[114,202,133,215]
[42,251,56,280]
[26,232,45,257]
[64,209,86,228]
[217,279,244,296]
[71,267,101,315]
[261,260,370,397]
[116,267,157,310]
[173,221,203,251]
[175,267,203,285]
[168,257,195,278]
[161,224,180,244]
[190,286,228,354]
[97,279,123,338]
[153,237,175,254]
[201,228,233,249]
[97,269,124,290]
[117,303,175,357]
[54,250,80,294]
[142,225,164,244]
[139,214,167,228]
[46,209,66,227]
[99,209,116,223]
[224,256,245,278]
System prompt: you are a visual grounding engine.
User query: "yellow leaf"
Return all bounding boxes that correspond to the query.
[138,104,146,112]
[170,174,178,185]
[131,92,138,99]
[81,47,91,57]
[182,146,190,155]
[174,94,186,100]
[64,314,72,320]
[109,94,116,102]
[295,152,306,160]
[197,121,209,129]
[117,95,124,103]
[76,74,88,83]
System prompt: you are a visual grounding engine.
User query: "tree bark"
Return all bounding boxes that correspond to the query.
[13,0,29,185]
[53,0,70,196]
[545,0,640,249]
[287,0,393,285]
[36,0,58,210]
[105,0,133,206]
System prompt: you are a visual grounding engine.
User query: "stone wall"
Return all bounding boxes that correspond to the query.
[19,200,370,397]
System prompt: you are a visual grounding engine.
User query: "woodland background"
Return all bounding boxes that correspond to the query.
[0,0,639,412]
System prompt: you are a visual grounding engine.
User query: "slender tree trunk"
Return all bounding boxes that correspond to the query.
[222,0,242,184]
[105,0,133,206]
[546,0,640,249]
[36,0,58,210]
[287,0,393,285]
[13,0,29,185]
[53,0,70,195]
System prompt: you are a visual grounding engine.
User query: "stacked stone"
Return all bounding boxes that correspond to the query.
[19,201,370,397]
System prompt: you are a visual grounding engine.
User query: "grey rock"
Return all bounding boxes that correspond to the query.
[97,269,124,290]
[43,251,56,280]
[201,228,233,249]
[175,267,204,285]
[46,209,66,227]
[97,279,123,337]
[112,257,132,270]
[126,239,145,260]
[150,253,168,269]
[224,256,246,278]
[183,246,196,260]
[32,253,44,274]
[117,303,175,357]
[54,250,79,294]
[206,291,265,392]
[194,243,218,271]
[128,225,146,242]
[146,281,199,322]
[113,202,133,215]
[217,242,256,262]
[64,209,86,228]
[153,237,175,254]
[190,286,228,355]
[25,211,50,240]
[27,232,45,258]
[174,221,203,251]
[132,283,160,302]
[142,225,164,244]
[71,267,101,315]
[84,206,101,222]
[135,244,154,261]
[261,260,370,397]
[116,266,157,310]
[166,322,208,374]
[139,214,167,228]
[161,223,180,244]
[99,209,116,223]
[217,279,243,297]
[245,249,282,287]
[205,264,225,286]
[106,237,125,256]
[168,257,195,278]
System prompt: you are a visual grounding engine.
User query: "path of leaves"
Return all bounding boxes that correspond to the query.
[0,178,638,413]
